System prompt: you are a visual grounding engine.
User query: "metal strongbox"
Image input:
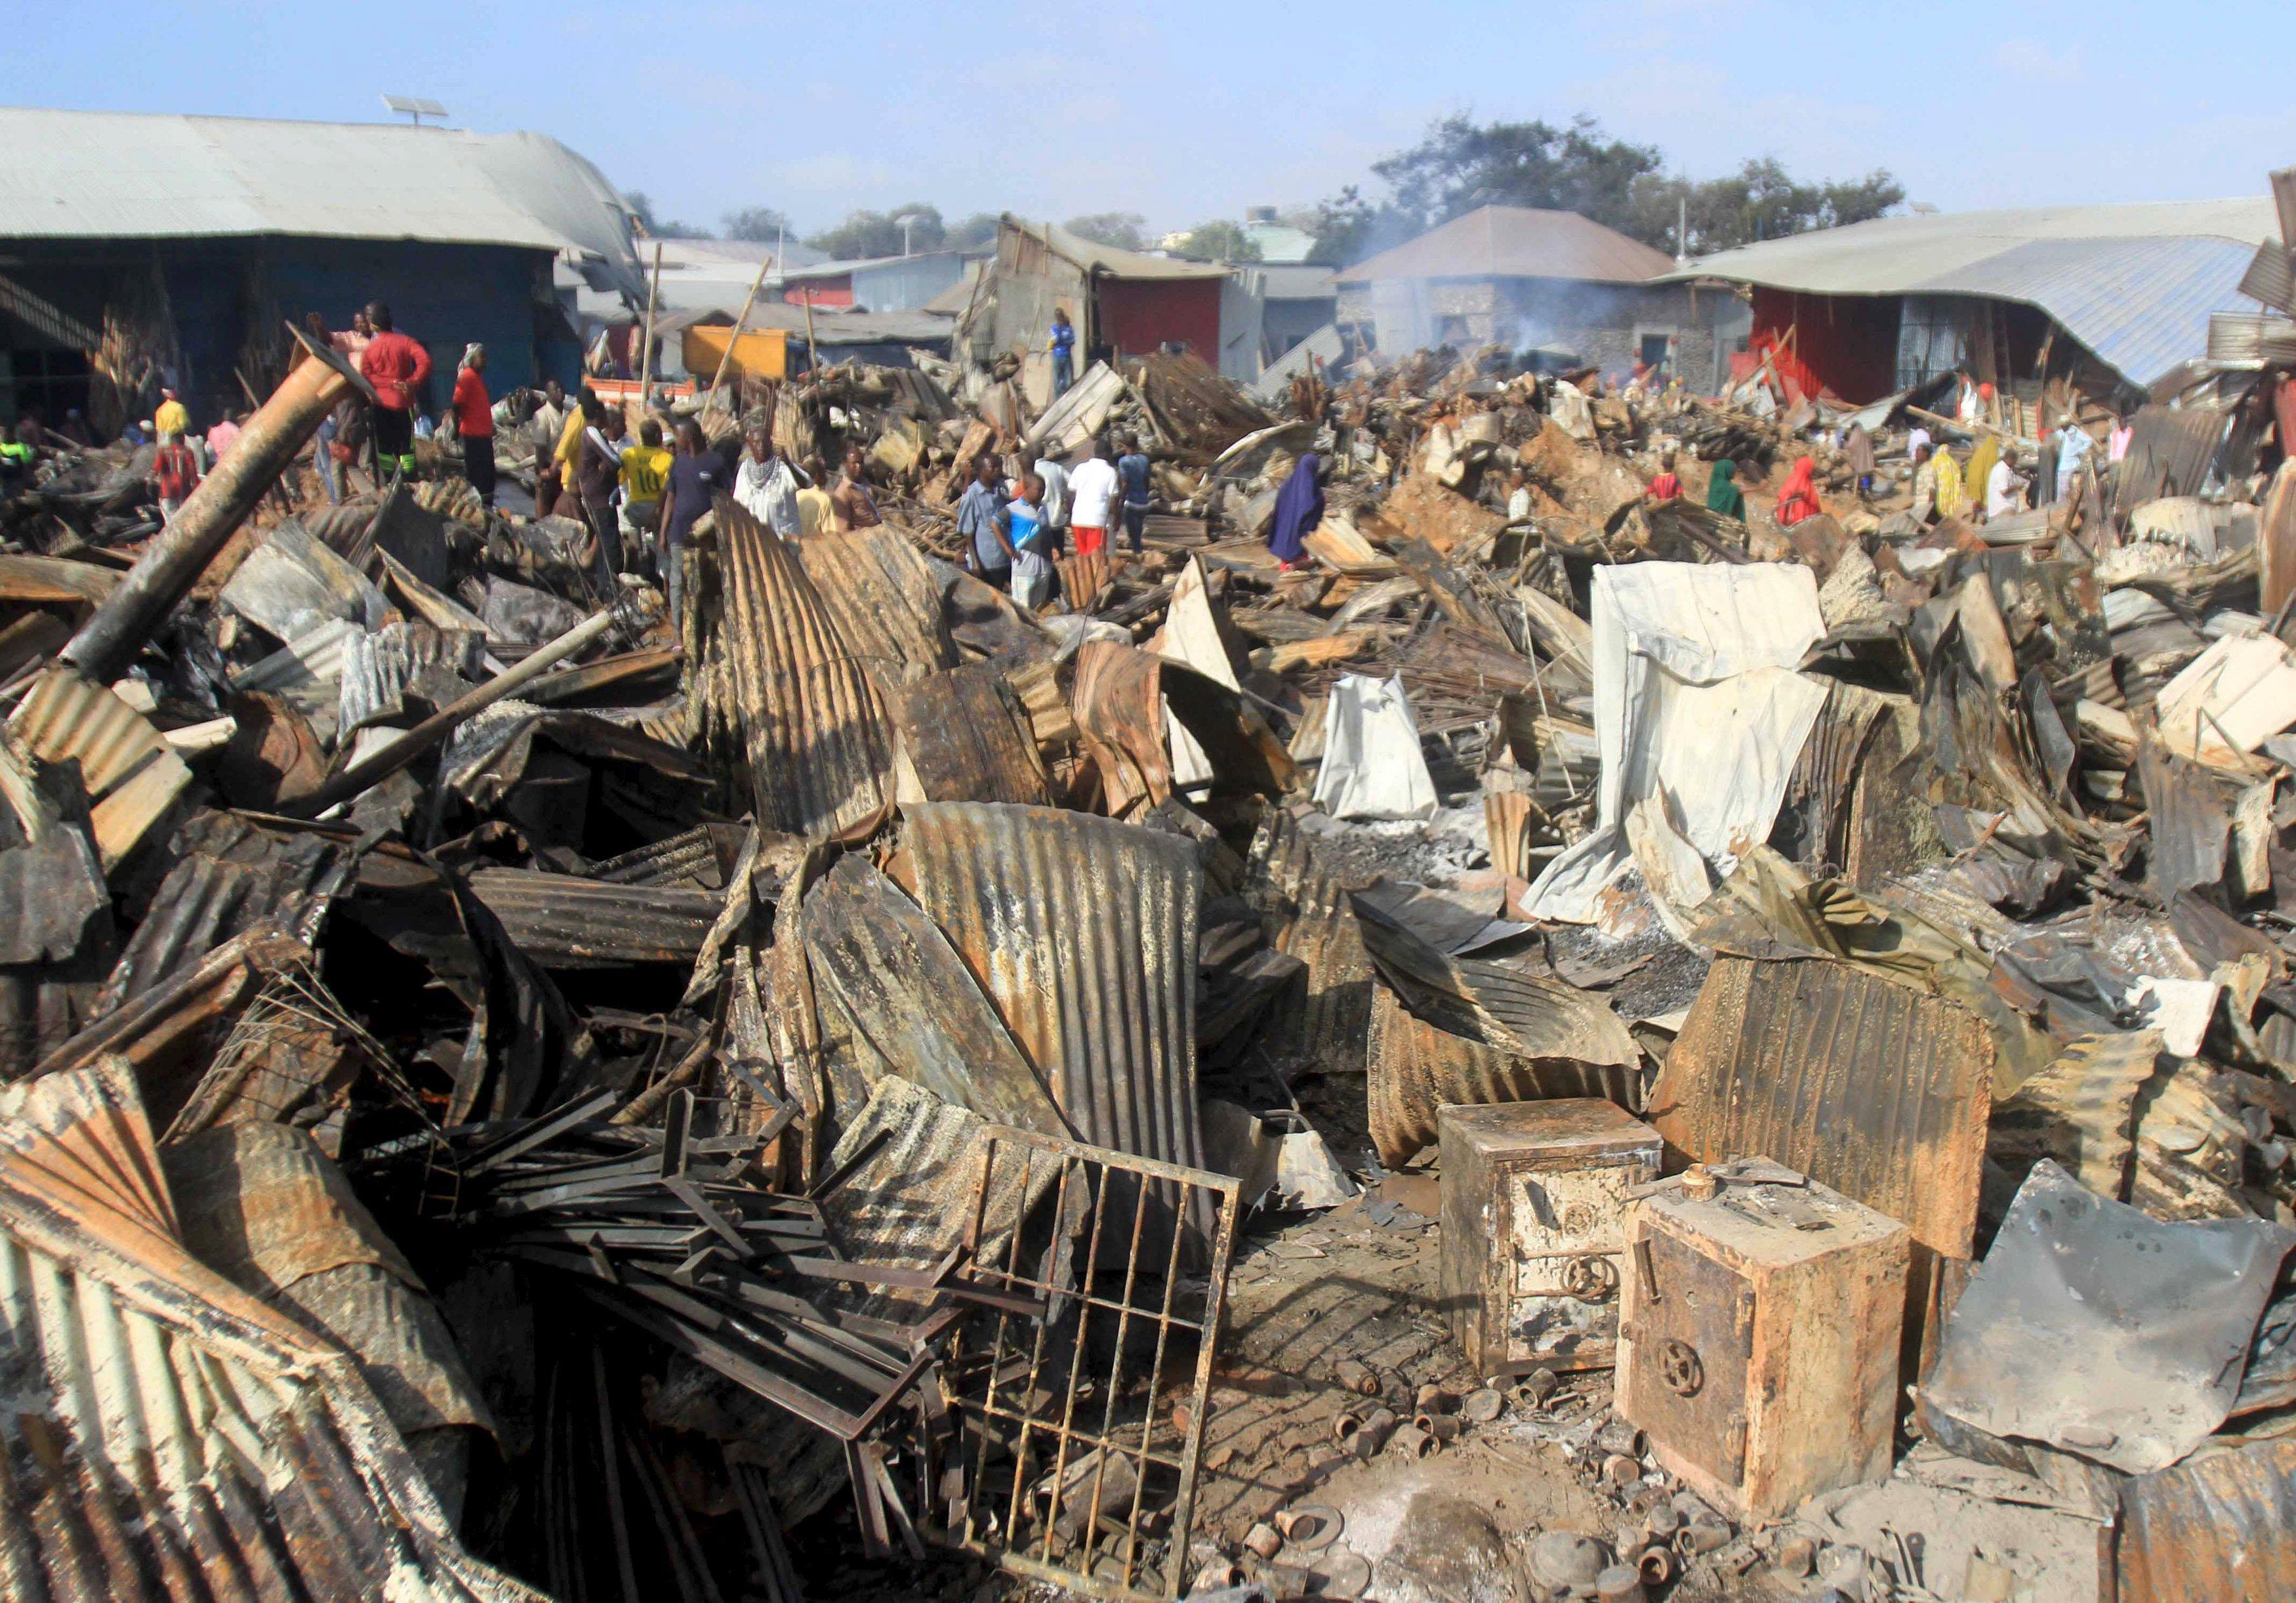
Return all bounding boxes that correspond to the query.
[1617,1163,1909,1521]
[1439,1098,1662,1377]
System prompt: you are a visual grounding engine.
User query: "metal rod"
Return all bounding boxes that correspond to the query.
[62,323,371,682]
[285,600,635,815]
[638,241,664,411]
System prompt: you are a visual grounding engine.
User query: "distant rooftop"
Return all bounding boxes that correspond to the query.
[1335,205,1677,287]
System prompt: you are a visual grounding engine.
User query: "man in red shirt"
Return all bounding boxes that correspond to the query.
[451,343,496,507]
[359,301,432,481]
[1645,450,1682,503]
[152,430,201,523]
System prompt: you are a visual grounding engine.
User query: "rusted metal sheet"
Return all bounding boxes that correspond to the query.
[99,812,350,1011]
[801,852,1069,1136]
[1652,955,1995,1260]
[1367,985,1641,1166]
[34,927,311,1096]
[337,617,487,738]
[1248,807,1375,1085]
[717,495,893,837]
[218,513,390,642]
[464,867,722,967]
[0,552,121,608]
[892,802,1208,1182]
[2120,1435,2296,1603]
[1071,641,1292,816]
[888,662,1051,806]
[939,1123,1240,1602]
[793,521,957,687]
[588,822,749,889]
[9,663,192,868]
[0,1061,538,1602]
[1988,1028,2162,1201]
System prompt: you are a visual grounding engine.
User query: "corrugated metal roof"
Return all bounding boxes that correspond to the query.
[1004,214,1233,281]
[0,1061,536,1602]
[792,523,957,688]
[1334,205,1677,287]
[0,108,640,283]
[1670,197,2281,386]
[464,868,722,967]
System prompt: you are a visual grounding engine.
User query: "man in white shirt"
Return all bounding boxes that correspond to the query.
[1033,453,1071,552]
[1067,434,1118,557]
[734,426,809,537]
[1985,455,2024,519]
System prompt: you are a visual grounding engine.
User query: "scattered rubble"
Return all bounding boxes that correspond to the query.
[3,232,2296,1603]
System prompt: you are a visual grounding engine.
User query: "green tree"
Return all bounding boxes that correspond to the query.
[805,203,947,259]
[622,190,705,239]
[1063,212,1149,251]
[721,205,791,243]
[1169,220,1261,262]
[947,211,1003,250]
[1628,159,1905,255]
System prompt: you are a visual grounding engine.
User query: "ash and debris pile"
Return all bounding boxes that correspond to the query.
[0,270,2293,1603]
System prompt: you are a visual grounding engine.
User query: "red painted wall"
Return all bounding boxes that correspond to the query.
[784,277,854,307]
[1096,278,1221,359]
[1750,287,1900,403]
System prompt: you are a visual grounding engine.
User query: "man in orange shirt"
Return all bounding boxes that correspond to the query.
[451,344,497,507]
[358,301,431,481]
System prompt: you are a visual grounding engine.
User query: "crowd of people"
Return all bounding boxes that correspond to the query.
[955,430,1156,602]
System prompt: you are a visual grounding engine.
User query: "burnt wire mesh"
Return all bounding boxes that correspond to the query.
[935,1126,1237,1602]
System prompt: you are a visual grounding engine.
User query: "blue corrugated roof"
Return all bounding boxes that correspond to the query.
[1916,236,2259,386]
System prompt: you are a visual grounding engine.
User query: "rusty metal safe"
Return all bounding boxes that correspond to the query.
[1439,1098,1663,1377]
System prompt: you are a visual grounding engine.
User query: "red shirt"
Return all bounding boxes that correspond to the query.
[361,329,432,411]
[154,442,200,501]
[452,367,493,437]
[1647,472,1681,501]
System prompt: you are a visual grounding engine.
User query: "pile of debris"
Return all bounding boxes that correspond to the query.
[1,291,2295,1603]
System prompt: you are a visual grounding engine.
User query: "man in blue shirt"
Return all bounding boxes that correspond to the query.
[1117,433,1153,555]
[956,453,1016,591]
[1049,308,1077,400]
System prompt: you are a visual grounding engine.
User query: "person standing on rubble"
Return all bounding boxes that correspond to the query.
[151,428,201,522]
[1117,434,1153,555]
[359,302,431,482]
[1963,432,2000,524]
[1049,308,1077,399]
[579,407,630,585]
[1910,440,1938,523]
[1843,423,1877,501]
[1265,452,1324,570]
[659,419,723,631]
[1505,465,1534,521]
[1934,444,1967,520]
[1645,453,1681,503]
[830,446,882,529]
[735,427,808,537]
[1068,435,1117,556]
[1705,457,1746,521]
[619,418,674,574]
[1984,449,2024,520]
[1007,471,1057,608]
[153,385,189,440]
[452,344,497,509]
[1775,455,1821,528]
[957,453,1016,590]
[1033,449,1070,554]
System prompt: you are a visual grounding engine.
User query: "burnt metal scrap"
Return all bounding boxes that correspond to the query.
[12,211,2296,1603]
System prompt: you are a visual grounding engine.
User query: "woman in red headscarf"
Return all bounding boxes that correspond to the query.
[1774,455,1822,527]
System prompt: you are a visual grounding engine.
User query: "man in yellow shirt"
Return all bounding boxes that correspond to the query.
[539,383,588,518]
[153,386,188,439]
[617,417,674,566]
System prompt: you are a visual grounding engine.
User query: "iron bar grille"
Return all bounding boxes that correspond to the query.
[933,1125,1239,1602]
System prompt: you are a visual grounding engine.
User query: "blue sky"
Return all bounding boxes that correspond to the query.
[9,1,2287,238]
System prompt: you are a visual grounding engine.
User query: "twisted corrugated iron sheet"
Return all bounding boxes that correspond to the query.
[894,802,1206,1178]
[794,523,955,688]
[715,496,892,837]
[1248,807,1374,1085]
[0,1061,537,1602]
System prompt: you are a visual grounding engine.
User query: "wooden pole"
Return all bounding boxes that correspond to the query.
[637,241,663,411]
[800,283,819,376]
[706,253,774,410]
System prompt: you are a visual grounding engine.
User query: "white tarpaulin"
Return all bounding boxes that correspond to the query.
[1312,674,1439,821]
[1525,562,1828,923]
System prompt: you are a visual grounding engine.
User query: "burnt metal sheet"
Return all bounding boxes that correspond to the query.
[9,663,193,868]
[2239,239,2295,316]
[1248,808,1376,1086]
[1925,1160,2296,1475]
[1653,954,1994,1260]
[893,802,1208,1184]
[1365,984,1639,1166]
[2138,736,2230,900]
[98,811,352,1011]
[888,662,1050,806]
[161,1120,491,1442]
[337,618,487,738]
[0,1061,537,1602]
[802,852,1070,1137]
[2115,403,2230,520]
[464,867,722,967]
[219,514,390,642]
[2119,1434,2296,1603]
[588,822,747,889]
[794,522,958,688]
[1071,641,1292,816]
[717,495,894,839]
[1987,1029,2162,1202]
[0,552,121,608]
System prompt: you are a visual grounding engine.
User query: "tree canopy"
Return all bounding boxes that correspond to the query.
[720,206,790,243]
[1309,116,1902,264]
[804,204,947,259]
[1169,219,1261,262]
[1063,213,1149,251]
